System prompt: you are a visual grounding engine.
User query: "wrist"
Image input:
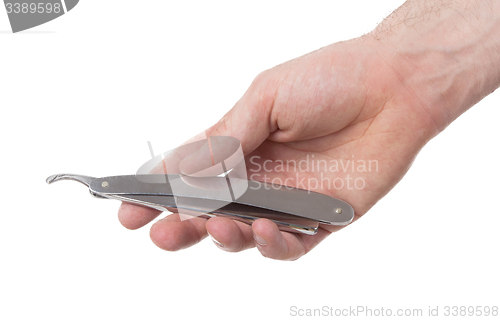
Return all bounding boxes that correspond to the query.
[368,0,500,132]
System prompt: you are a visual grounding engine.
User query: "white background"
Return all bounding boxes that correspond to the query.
[1,1,499,319]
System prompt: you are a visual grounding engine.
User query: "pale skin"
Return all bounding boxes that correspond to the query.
[118,0,500,260]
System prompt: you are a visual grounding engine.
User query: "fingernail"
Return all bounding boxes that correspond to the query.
[253,232,267,246]
[207,232,224,248]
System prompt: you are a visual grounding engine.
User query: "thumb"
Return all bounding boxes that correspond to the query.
[205,72,277,155]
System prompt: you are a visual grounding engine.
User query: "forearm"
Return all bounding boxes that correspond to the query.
[369,0,500,132]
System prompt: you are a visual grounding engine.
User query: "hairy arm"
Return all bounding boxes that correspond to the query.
[371,0,500,131]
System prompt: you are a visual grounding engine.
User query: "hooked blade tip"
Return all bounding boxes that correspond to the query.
[45,174,96,187]
[46,174,58,184]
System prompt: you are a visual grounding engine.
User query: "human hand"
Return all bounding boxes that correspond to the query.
[118,0,500,260]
